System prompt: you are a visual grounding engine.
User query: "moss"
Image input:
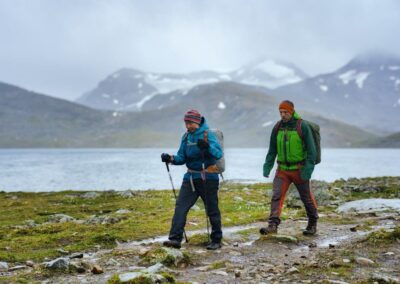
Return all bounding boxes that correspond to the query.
[106,274,121,284]
[208,259,228,270]
[187,233,209,245]
[181,251,192,265]
[236,228,258,238]
[161,272,176,283]
[367,226,400,244]
[92,233,118,247]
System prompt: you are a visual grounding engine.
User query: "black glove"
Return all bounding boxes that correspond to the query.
[197,139,209,150]
[161,153,172,163]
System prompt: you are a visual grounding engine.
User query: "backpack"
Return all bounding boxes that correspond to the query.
[274,119,321,165]
[183,129,225,173]
[204,129,225,173]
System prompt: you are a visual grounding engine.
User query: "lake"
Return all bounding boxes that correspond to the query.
[0,148,399,192]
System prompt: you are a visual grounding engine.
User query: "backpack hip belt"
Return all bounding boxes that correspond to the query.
[187,165,219,174]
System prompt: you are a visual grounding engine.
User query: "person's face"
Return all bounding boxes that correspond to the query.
[279,109,293,122]
[185,121,200,133]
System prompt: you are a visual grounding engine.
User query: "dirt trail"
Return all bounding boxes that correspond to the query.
[44,213,399,283]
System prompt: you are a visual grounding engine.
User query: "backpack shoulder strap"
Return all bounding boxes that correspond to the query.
[296,119,304,142]
[273,121,282,136]
[203,130,209,143]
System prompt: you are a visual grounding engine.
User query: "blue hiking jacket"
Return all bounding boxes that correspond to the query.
[172,117,223,181]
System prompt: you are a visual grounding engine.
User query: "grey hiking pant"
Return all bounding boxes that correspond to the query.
[168,179,222,243]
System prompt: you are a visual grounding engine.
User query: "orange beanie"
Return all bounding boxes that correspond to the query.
[279,100,295,114]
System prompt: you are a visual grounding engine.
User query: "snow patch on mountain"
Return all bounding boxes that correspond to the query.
[262,121,273,127]
[320,85,328,92]
[219,74,231,81]
[338,70,357,84]
[389,66,400,71]
[136,94,156,110]
[355,72,369,88]
[256,60,297,78]
[338,70,369,88]
[395,79,400,90]
[218,102,226,110]
[145,76,219,94]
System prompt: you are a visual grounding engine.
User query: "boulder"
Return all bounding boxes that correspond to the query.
[370,273,400,284]
[115,271,167,283]
[116,190,135,198]
[0,262,8,272]
[48,214,75,223]
[116,209,131,214]
[45,257,70,270]
[286,181,336,207]
[337,199,400,214]
[81,192,100,199]
[258,234,298,243]
[140,247,189,267]
[355,257,375,266]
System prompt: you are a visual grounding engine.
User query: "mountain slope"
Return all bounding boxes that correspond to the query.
[83,81,379,147]
[368,132,400,148]
[0,81,378,148]
[273,52,400,133]
[76,59,308,111]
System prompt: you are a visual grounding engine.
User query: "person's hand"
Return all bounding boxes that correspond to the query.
[263,163,270,178]
[300,169,311,181]
[161,153,172,163]
[197,139,209,150]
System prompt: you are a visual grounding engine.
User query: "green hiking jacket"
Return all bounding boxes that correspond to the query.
[263,112,317,180]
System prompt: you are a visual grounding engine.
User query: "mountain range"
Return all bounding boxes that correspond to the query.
[273,52,400,134]
[0,81,380,148]
[76,58,308,111]
[76,53,400,137]
[1,52,399,148]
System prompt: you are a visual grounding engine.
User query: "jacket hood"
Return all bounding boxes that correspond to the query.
[193,117,209,134]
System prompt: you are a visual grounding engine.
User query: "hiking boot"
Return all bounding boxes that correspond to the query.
[163,240,181,249]
[259,224,278,235]
[303,223,317,236]
[206,242,222,250]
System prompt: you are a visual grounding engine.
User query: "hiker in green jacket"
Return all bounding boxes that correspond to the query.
[261,100,319,235]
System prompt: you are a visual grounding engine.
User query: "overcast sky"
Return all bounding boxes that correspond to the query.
[0,0,399,100]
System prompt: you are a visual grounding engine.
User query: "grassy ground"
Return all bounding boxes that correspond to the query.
[0,182,272,263]
[0,177,398,264]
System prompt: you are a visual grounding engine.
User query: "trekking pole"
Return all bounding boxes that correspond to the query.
[201,152,211,244]
[165,162,189,243]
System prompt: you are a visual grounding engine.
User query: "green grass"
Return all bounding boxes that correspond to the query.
[0,176,398,264]
[366,226,400,244]
[0,183,271,263]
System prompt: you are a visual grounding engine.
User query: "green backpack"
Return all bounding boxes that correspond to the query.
[274,119,321,165]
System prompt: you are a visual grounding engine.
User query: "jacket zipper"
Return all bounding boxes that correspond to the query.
[284,128,289,167]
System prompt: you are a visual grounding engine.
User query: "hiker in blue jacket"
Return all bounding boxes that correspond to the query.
[161,109,223,250]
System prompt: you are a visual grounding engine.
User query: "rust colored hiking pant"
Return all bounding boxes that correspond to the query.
[268,169,318,226]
